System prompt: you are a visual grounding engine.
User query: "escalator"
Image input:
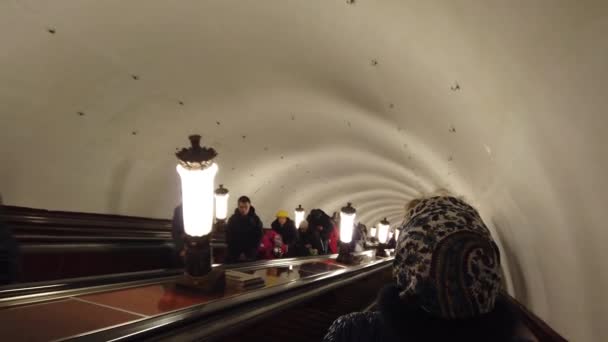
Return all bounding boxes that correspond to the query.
[0,250,567,342]
[0,251,393,341]
[1,203,568,342]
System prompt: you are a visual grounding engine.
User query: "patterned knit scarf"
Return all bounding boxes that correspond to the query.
[394,196,502,319]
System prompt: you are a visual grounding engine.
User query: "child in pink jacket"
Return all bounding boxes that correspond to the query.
[258,229,287,259]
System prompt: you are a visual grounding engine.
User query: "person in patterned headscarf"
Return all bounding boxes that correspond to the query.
[323,195,521,342]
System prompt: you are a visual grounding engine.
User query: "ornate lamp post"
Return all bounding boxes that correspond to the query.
[376,217,390,257]
[175,135,224,291]
[336,202,357,264]
[294,204,305,229]
[214,184,229,237]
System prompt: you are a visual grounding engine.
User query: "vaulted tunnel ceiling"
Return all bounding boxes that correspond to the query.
[1,1,607,340]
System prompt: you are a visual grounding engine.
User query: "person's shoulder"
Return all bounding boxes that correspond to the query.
[287,219,297,229]
[338,311,381,324]
[227,212,239,223]
[323,311,382,342]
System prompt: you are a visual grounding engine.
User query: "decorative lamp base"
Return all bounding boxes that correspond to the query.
[376,243,389,258]
[184,235,213,276]
[176,268,225,292]
[213,219,227,240]
[177,234,225,292]
[336,243,361,265]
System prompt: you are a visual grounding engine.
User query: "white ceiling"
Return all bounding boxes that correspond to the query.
[1,0,607,340]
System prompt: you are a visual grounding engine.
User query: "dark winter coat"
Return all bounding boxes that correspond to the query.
[226,206,263,259]
[295,228,311,256]
[348,223,365,250]
[271,218,298,256]
[306,209,334,242]
[324,285,526,342]
[295,228,324,256]
[386,236,396,249]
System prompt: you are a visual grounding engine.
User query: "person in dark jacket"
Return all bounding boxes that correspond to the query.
[306,209,334,255]
[350,222,366,251]
[295,220,316,256]
[225,196,263,263]
[324,196,518,342]
[270,210,298,257]
[386,231,397,249]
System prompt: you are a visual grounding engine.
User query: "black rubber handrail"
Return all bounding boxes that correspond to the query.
[1,206,173,241]
[0,269,182,300]
[19,242,177,252]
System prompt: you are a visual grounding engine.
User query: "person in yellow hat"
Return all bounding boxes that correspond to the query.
[271,210,298,257]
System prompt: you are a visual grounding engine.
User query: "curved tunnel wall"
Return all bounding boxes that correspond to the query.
[1,1,607,340]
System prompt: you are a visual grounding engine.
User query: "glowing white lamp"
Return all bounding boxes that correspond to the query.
[214,184,229,221]
[370,227,377,238]
[295,204,306,229]
[177,164,218,237]
[337,202,357,264]
[339,203,357,243]
[378,218,390,244]
[175,135,219,275]
[175,135,225,287]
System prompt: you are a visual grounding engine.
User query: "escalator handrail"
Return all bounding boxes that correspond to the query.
[17,241,225,252]
[500,293,568,342]
[0,269,182,299]
[18,242,177,253]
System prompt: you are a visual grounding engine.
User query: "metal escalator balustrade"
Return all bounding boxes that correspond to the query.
[0,252,394,342]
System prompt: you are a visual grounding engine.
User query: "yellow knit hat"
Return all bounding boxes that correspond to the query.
[276,210,289,218]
